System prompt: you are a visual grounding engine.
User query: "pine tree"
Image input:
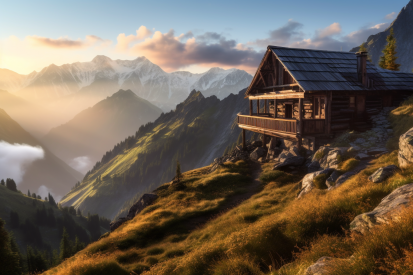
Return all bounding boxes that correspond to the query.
[176,160,182,182]
[59,228,72,262]
[6,178,17,192]
[9,233,24,274]
[0,179,4,186]
[73,236,85,254]
[0,219,21,275]
[27,190,31,197]
[359,42,372,62]
[379,28,401,71]
[9,211,19,229]
[48,193,57,207]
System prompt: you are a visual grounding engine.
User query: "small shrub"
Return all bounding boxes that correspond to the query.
[313,174,328,190]
[131,264,149,275]
[339,158,360,173]
[147,247,165,255]
[165,249,185,258]
[116,250,141,264]
[169,235,187,243]
[314,150,325,160]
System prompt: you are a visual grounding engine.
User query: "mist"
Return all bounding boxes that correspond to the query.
[0,141,45,183]
[37,185,62,202]
[69,156,93,174]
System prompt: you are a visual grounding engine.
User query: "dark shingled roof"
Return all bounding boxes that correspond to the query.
[269,46,413,92]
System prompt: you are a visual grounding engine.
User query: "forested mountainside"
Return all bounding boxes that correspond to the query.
[0,109,82,199]
[351,0,413,72]
[59,89,254,219]
[43,90,162,173]
[0,183,109,274]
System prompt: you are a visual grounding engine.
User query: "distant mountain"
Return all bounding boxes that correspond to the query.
[0,109,83,199]
[42,89,163,173]
[59,90,252,219]
[351,0,413,72]
[0,56,252,124]
[0,90,54,137]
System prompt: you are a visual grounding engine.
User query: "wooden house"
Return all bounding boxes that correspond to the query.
[238,46,413,150]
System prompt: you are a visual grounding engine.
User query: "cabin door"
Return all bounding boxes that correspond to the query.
[314,96,325,119]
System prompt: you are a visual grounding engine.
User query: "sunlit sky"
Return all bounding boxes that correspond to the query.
[0,0,409,75]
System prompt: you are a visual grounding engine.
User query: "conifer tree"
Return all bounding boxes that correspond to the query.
[0,179,4,186]
[28,190,31,197]
[379,28,401,71]
[9,211,19,229]
[60,228,72,262]
[6,178,17,192]
[176,160,182,182]
[48,193,57,207]
[359,42,372,62]
[0,219,21,275]
[9,234,24,274]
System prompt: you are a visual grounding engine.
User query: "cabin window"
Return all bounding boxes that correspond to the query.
[285,104,293,118]
[350,96,356,108]
[313,96,326,119]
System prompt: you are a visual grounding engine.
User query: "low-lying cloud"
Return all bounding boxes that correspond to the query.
[0,141,44,183]
[37,185,62,202]
[69,156,92,174]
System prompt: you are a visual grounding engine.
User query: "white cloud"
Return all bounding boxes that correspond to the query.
[385,12,396,20]
[69,156,92,174]
[0,141,44,183]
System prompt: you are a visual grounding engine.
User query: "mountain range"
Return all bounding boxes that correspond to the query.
[42,89,162,173]
[351,0,413,72]
[0,56,252,130]
[59,89,253,219]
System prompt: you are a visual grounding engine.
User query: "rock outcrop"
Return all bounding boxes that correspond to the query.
[110,193,158,231]
[250,147,266,161]
[297,168,333,198]
[273,146,305,170]
[350,183,413,234]
[307,146,349,172]
[398,127,413,168]
[304,256,350,275]
[368,165,398,183]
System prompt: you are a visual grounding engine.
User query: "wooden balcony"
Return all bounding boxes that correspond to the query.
[237,115,326,139]
[237,114,297,138]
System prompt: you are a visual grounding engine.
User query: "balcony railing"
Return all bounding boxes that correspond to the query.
[237,115,297,134]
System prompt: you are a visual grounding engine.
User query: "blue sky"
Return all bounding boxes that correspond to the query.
[0,0,409,74]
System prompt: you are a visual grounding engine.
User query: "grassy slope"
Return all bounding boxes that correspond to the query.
[0,109,83,197]
[44,96,413,275]
[43,89,163,165]
[60,91,247,220]
[0,185,107,251]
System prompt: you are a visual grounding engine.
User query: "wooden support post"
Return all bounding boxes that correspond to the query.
[257,100,260,114]
[326,91,332,135]
[264,99,267,114]
[274,99,277,118]
[242,129,246,151]
[249,100,253,116]
[262,134,266,148]
[297,136,302,149]
[298,98,303,135]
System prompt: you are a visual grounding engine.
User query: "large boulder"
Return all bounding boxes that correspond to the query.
[326,170,341,188]
[331,167,363,189]
[308,147,349,173]
[273,146,305,170]
[297,168,333,198]
[304,256,350,275]
[110,193,158,232]
[368,165,398,183]
[350,183,413,234]
[250,147,266,161]
[399,127,413,168]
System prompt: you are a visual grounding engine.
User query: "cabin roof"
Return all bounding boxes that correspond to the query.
[266,46,413,92]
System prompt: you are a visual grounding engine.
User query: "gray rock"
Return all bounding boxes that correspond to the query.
[273,156,305,170]
[354,138,366,144]
[332,168,363,189]
[250,147,266,160]
[110,193,158,232]
[368,165,398,183]
[350,183,413,234]
[367,148,388,156]
[398,127,413,168]
[304,256,350,275]
[356,153,371,160]
[308,147,347,173]
[326,170,341,188]
[297,168,333,198]
[127,193,158,219]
